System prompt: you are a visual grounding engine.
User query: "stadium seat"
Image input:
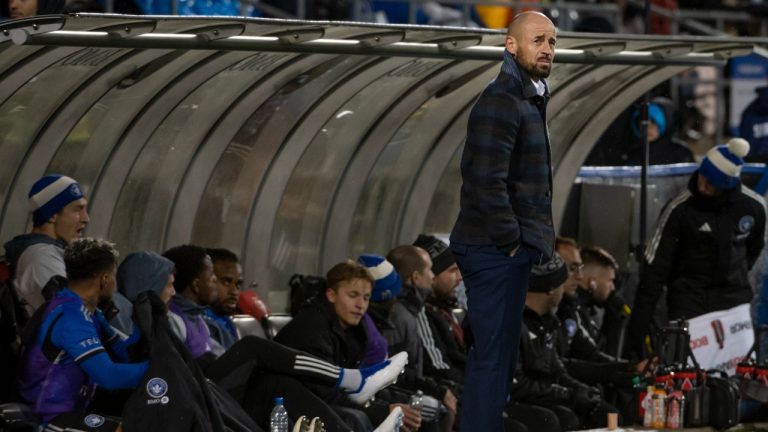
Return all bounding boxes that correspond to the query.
[0,403,38,431]
[264,313,293,339]
[231,314,268,339]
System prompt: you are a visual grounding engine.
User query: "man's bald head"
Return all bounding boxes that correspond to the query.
[507,11,552,38]
[505,12,557,81]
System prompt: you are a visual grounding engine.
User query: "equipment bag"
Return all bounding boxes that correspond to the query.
[706,370,740,430]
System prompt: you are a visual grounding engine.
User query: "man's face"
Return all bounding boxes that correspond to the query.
[193,255,218,306]
[506,14,557,80]
[647,120,661,142]
[411,249,435,291]
[98,264,118,304]
[8,0,37,18]
[588,266,615,303]
[548,285,564,314]
[161,273,176,305]
[697,173,722,197]
[556,244,583,296]
[433,263,462,299]
[211,260,243,316]
[52,198,90,245]
[326,278,371,329]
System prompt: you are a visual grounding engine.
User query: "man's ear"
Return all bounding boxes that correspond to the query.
[326,287,336,303]
[191,278,200,295]
[505,35,517,57]
[408,271,420,285]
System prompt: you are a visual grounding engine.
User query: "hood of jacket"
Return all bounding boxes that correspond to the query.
[4,233,65,267]
[117,251,175,302]
[170,294,208,317]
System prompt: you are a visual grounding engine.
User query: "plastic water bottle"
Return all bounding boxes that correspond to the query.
[270,397,289,432]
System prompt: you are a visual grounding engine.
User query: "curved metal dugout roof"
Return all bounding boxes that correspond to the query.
[0,14,764,307]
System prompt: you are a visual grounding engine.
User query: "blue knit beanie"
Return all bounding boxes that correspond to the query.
[28,174,85,227]
[357,254,402,302]
[699,138,750,191]
[630,103,667,139]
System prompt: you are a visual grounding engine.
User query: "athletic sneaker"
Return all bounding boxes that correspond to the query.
[347,352,408,405]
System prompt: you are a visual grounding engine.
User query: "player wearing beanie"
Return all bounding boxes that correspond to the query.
[627,138,766,360]
[4,174,89,314]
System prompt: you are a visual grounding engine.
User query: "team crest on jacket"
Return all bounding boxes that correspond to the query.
[739,215,755,233]
[564,319,577,338]
[84,414,105,428]
[147,377,168,398]
[146,377,170,404]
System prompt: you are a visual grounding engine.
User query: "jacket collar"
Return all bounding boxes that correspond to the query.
[523,305,560,330]
[366,301,395,329]
[500,50,548,101]
[312,297,368,342]
[171,294,208,316]
[397,284,428,313]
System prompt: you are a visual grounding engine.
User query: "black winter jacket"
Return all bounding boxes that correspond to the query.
[510,307,590,406]
[122,293,229,432]
[274,298,366,406]
[274,298,394,423]
[627,172,767,358]
[556,293,614,363]
[423,295,466,376]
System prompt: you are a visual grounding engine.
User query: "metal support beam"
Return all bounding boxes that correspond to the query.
[17,30,737,66]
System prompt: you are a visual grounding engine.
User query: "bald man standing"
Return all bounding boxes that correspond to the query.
[450,12,557,430]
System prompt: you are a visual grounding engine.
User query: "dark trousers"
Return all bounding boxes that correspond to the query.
[451,243,532,432]
[203,337,353,432]
[244,373,352,432]
[205,336,338,387]
[506,403,577,432]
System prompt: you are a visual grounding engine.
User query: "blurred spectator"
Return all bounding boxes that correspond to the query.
[574,15,615,33]
[587,98,694,166]
[371,1,478,26]
[474,1,542,29]
[61,0,103,13]
[261,0,350,20]
[134,0,238,17]
[2,0,63,19]
[740,86,768,163]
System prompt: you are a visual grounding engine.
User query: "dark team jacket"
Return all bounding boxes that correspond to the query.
[627,171,767,358]
[366,299,447,400]
[274,297,367,406]
[423,295,466,375]
[510,307,589,406]
[450,49,555,264]
[556,294,633,387]
[740,86,768,162]
[556,293,613,363]
[122,292,224,432]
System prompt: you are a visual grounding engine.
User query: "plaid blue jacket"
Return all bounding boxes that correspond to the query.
[450,50,555,263]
